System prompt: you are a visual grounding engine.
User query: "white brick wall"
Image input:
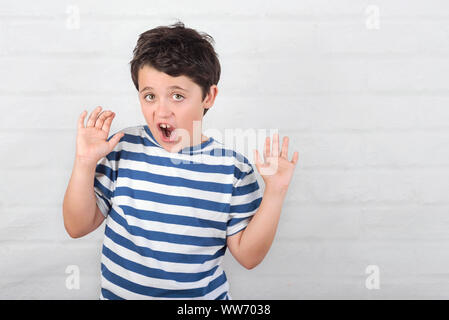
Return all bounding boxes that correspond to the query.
[1,0,449,299]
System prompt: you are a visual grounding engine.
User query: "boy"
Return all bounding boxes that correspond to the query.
[63,21,298,300]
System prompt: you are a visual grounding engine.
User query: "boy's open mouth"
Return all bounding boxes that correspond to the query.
[157,122,177,142]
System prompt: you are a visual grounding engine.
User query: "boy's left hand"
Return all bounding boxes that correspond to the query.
[253,133,299,194]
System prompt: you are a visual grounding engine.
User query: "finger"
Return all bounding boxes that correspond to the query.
[264,136,270,163]
[272,133,280,157]
[95,110,113,129]
[280,136,289,159]
[254,149,260,165]
[78,110,87,129]
[108,131,125,150]
[291,151,299,165]
[102,112,115,133]
[86,106,102,127]
[254,149,265,173]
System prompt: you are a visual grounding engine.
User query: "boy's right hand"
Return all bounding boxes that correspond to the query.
[75,106,124,165]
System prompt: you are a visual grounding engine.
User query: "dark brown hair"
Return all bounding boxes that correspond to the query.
[129,21,221,117]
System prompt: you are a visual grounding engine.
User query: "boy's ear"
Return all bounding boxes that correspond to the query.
[203,85,218,107]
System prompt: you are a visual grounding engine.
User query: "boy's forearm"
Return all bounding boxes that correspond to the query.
[237,186,287,269]
[62,157,98,238]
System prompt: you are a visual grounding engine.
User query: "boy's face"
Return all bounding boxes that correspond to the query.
[138,65,217,153]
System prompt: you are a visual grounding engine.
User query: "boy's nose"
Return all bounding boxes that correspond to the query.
[155,101,173,116]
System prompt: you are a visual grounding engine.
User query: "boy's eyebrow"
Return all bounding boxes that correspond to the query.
[139,85,189,93]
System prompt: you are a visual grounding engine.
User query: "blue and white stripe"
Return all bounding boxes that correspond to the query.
[94,125,262,300]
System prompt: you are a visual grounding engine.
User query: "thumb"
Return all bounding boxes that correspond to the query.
[108,132,124,150]
[253,149,261,172]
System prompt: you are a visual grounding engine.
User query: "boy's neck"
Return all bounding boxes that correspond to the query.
[165,133,209,153]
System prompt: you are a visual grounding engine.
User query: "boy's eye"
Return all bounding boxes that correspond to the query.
[143,93,184,102]
[173,93,184,101]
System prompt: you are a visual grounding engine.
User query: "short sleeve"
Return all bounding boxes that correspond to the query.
[227,162,263,237]
[93,134,121,217]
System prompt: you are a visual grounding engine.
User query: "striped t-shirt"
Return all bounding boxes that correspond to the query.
[94,124,263,300]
